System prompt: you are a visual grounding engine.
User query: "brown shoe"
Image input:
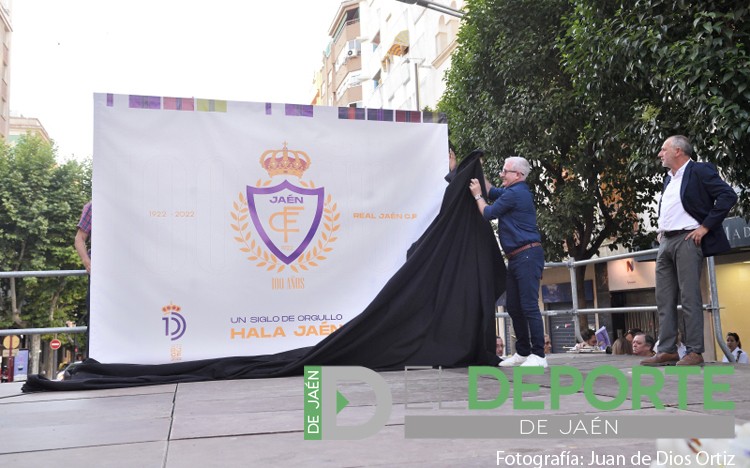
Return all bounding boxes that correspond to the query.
[676,352,704,366]
[640,352,679,366]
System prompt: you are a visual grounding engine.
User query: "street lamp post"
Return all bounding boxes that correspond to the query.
[394,0,464,18]
[393,0,464,109]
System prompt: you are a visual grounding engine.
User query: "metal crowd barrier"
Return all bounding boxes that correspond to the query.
[0,269,88,381]
[0,252,737,372]
[495,248,734,362]
[0,269,88,340]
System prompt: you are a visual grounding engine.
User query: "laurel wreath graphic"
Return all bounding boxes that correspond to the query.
[231,179,340,273]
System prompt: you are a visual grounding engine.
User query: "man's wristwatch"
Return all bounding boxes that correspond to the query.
[474,194,482,200]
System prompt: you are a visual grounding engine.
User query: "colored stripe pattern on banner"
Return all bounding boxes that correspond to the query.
[129,95,161,109]
[285,104,314,117]
[163,97,195,111]
[395,110,421,123]
[421,111,447,124]
[196,99,227,112]
[338,107,366,120]
[112,94,446,125]
[367,108,393,122]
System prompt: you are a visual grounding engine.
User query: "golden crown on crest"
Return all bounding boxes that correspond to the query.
[259,142,311,178]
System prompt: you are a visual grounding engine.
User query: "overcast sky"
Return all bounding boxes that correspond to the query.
[10,0,346,160]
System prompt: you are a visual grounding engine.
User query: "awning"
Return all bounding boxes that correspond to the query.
[386,30,409,56]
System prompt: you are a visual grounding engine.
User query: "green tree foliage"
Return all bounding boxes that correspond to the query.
[440,0,660,269]
[0,135,91,330]
[561,0,749,215]
[442,0,749,265]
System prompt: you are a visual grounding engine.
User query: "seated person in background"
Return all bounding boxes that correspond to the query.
[496,335,505,357]
[625,328,643,343]
[574,329,599,350]
[723,332,748,364]
[611,337,633,355]
[632,332,656,357]
[544,334,552,355]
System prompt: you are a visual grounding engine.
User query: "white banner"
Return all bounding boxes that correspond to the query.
[91,94,448,364]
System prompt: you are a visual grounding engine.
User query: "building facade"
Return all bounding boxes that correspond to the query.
[8,115,50,145]
[312,0,463,111]
[0,0,11,140]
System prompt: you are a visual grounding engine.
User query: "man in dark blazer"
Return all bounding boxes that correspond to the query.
[642,135,737,367]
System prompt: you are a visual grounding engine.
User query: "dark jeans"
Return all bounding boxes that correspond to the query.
[506,245,545,358]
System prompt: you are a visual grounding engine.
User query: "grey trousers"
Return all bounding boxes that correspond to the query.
[655,233,705,354]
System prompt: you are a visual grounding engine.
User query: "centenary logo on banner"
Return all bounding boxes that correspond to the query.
[231,143,339,273]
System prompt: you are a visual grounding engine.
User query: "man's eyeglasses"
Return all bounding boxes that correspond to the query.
[501,169,520,175]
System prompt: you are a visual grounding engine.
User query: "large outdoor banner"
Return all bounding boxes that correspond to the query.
[92,93,448,364]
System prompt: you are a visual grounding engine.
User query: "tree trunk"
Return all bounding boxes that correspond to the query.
[30,334,41,375]
[11,242,28,327]
[48,278,66,321]
[9,277,27,328]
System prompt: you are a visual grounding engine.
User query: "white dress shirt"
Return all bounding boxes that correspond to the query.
[658,160,700,232]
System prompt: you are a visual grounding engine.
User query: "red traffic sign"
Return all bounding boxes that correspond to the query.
[50,339,62,350]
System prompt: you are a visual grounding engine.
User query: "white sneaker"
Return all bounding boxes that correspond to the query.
[520,354,548,368]
[498,353,527,367]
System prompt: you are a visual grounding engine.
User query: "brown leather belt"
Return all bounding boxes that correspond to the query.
[663,229,691,238]
[507,242,542,259]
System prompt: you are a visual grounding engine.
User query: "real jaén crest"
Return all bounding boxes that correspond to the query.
[231,143,339,273]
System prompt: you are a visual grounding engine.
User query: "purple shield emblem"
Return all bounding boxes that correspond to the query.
[246,180,325,264]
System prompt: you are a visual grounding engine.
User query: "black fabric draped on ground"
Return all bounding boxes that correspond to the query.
[22,153,506,392]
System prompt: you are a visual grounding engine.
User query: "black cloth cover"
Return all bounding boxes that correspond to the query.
[22,153,505,392]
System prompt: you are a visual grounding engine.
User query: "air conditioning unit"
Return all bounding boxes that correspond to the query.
[346,73,364,89]
[345,40,361,58]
